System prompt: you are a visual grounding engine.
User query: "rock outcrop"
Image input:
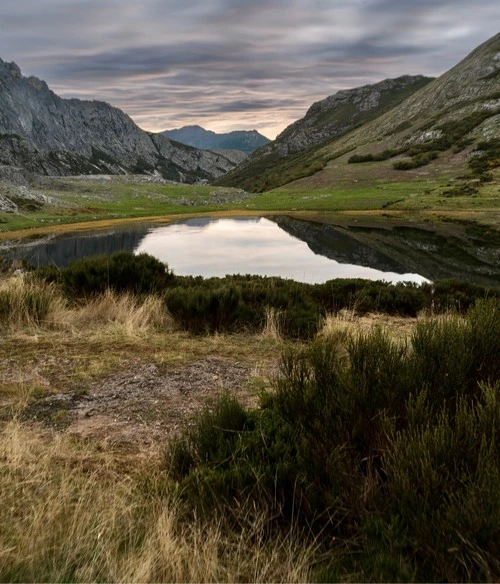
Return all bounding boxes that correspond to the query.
[265,75,432,158]
[0,59,239,182]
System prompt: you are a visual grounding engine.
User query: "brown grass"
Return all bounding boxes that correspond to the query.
[261,306,283,341]
[319,308,420,343]
[0,421,313,582]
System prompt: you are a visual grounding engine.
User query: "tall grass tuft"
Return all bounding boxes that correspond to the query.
[64,289,172,337]
[0,275,65,329]
[261,306,283,340]
[0,421,313,582]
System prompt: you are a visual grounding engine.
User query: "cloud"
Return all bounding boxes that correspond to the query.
[0,0,498,137]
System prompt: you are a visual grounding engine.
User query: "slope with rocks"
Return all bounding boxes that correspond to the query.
[217,75,432,191]
[163,125,270,154]
[0,59,238,183]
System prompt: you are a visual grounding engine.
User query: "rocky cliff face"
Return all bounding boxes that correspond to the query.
[218,75,432,191]
[0,59,238,182]
[266,75,432,158]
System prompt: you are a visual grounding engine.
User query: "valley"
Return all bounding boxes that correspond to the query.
[1,29,500,584]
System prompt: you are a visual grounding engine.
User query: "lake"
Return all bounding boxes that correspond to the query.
[4,215,499,286]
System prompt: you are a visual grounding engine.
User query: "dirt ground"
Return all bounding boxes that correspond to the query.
[17,355,271,451]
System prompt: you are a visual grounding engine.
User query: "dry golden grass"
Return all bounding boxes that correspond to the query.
[0,275,66,330]
[0,275,173,339]
[57,288,173,337]
[0,421,313,582]
[319,308,421,343]
[261,306,283,341]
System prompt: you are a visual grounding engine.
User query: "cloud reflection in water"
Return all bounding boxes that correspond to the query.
[135,217,429,284]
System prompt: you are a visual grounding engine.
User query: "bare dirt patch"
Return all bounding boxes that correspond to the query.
[21,356,266,450]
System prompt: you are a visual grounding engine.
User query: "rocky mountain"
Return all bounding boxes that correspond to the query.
[222,32,500,194]
[163,125,270,154]
[217,75,432,191]
[339,32,500,146]
[0,59,239,182]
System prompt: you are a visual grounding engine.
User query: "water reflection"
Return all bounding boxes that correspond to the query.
[4,225,148,268]
[135,217,428,284]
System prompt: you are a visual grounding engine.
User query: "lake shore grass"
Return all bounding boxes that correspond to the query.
[1,169,499,236]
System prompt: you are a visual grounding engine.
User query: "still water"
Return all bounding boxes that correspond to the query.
[5,217,429,284]
[135,217,428,283]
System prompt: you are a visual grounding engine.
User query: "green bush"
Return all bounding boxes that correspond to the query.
[348,150,397,164]
[38,252,174,298]
[164,277,323,338]
[165,299,500,581]
[348,153,374,163]
[162,275,496,337]
[393,151,438,170]
[432,278,497,311]
[385,383,500,581]
[164,284,246,333]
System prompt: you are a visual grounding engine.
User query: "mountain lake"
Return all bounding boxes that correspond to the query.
[3,215,500,286]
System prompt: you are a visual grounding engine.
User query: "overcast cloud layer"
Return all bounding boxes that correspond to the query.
[1,1,499,138]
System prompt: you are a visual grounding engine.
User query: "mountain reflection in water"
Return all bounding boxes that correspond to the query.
[5,215,498,286]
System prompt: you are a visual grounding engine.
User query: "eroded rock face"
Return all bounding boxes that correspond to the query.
[254,75,432,159]
[0,59,238,182]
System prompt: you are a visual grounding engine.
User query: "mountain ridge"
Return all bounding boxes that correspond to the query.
[217,74,433,191]
[163,125,270,154]
[0,59,239,183]
[219,32,500,192]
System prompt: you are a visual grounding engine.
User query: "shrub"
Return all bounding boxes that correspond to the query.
[348,153,374,164]
[432,279,498,312]
[165,299,500,581]
[384,383,500,581]
[393,151,438,170]
[38,252,174,298]
[164,284,246,333]
[164,278,323,338]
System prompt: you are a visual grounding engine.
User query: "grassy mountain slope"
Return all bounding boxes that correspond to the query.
[220,33,500,193]
[217,75,432,191]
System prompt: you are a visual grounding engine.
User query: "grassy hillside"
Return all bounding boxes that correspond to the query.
[217,76,432,192]
[219,33,500,193]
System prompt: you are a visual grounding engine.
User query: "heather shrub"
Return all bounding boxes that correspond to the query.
[166,299,500,581]
[38,252,174,297]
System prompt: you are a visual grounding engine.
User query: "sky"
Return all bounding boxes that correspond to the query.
[0,1,499,139]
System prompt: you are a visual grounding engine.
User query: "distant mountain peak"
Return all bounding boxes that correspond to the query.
[162,125,270,154]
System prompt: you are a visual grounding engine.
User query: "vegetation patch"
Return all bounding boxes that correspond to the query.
[167,299,500,582]
[38,251,175,297]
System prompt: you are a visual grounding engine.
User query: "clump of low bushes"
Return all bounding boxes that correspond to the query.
[31,252,499,339]
[166,299,500,582]
[348,149,400,164]
[38,251,175,297]
[393,150,439,170]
